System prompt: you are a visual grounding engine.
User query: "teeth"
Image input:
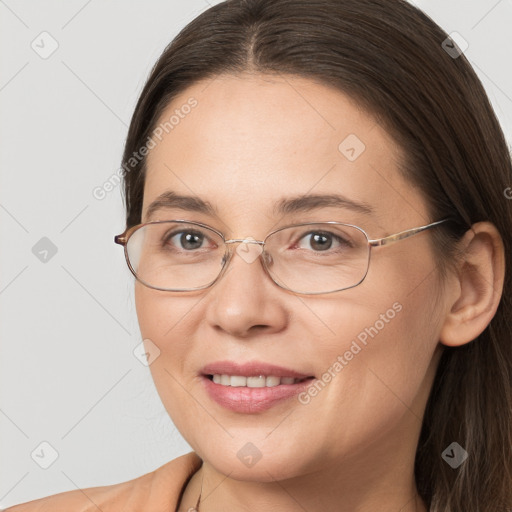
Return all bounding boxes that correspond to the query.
[230,375,247,387]
[210,374,306,387]
[247,376,265,387]
[265,376,281,387]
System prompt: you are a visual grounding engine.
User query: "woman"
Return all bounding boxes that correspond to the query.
[8,0,511,510]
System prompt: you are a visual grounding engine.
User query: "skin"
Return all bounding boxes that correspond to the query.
[134,73,505,512]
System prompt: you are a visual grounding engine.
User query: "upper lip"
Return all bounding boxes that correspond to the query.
[201,360,314,379]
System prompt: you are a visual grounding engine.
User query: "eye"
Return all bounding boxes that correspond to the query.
[296,230,352,252]
[163,229,212,251]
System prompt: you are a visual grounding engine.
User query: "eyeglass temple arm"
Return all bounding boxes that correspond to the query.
[114,234,125,245]
[368,219,448,247]
[114,225,140,246]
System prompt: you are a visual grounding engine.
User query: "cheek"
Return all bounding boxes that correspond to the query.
[134,282,206,430]
[307,272,441,432]
[134,283,195,387]
[134,282,203,347]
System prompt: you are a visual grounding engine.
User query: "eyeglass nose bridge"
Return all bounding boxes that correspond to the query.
[224,238,265,245]
[222,238,271,266]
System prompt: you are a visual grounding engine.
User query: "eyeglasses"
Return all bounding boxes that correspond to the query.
[114,218,449,295]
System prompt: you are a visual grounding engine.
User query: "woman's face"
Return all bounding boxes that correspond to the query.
[136,73,445,482]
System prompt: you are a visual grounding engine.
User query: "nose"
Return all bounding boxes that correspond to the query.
[204,242,288,338]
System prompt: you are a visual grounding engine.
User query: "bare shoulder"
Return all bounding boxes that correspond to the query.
[3,452,202,512]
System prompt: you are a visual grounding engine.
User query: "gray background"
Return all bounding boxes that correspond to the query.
[1,0,511,508]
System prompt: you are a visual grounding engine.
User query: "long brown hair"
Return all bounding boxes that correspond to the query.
[119,1,512,509]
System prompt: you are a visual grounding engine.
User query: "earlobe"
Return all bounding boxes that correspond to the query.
[439,222,505,348]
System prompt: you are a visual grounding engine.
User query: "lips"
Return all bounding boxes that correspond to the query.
[200,360,316,413]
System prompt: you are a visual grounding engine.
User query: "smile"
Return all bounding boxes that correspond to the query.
[208,374,310,387]
[202,374,316,413]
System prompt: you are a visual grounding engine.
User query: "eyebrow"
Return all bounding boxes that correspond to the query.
[145,191,217,220]
[144,190,374,221]
[274,193,373,216]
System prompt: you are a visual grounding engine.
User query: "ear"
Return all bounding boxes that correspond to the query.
[439,221,505,347]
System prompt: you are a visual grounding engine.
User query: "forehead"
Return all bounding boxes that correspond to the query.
[142,73,427,231]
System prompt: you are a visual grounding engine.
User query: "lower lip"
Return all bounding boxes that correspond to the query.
[201,375,315,413]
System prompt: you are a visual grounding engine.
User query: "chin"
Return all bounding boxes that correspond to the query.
[192,438,318,482]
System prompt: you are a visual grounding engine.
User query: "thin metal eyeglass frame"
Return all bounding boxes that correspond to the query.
[114,218,450,295]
